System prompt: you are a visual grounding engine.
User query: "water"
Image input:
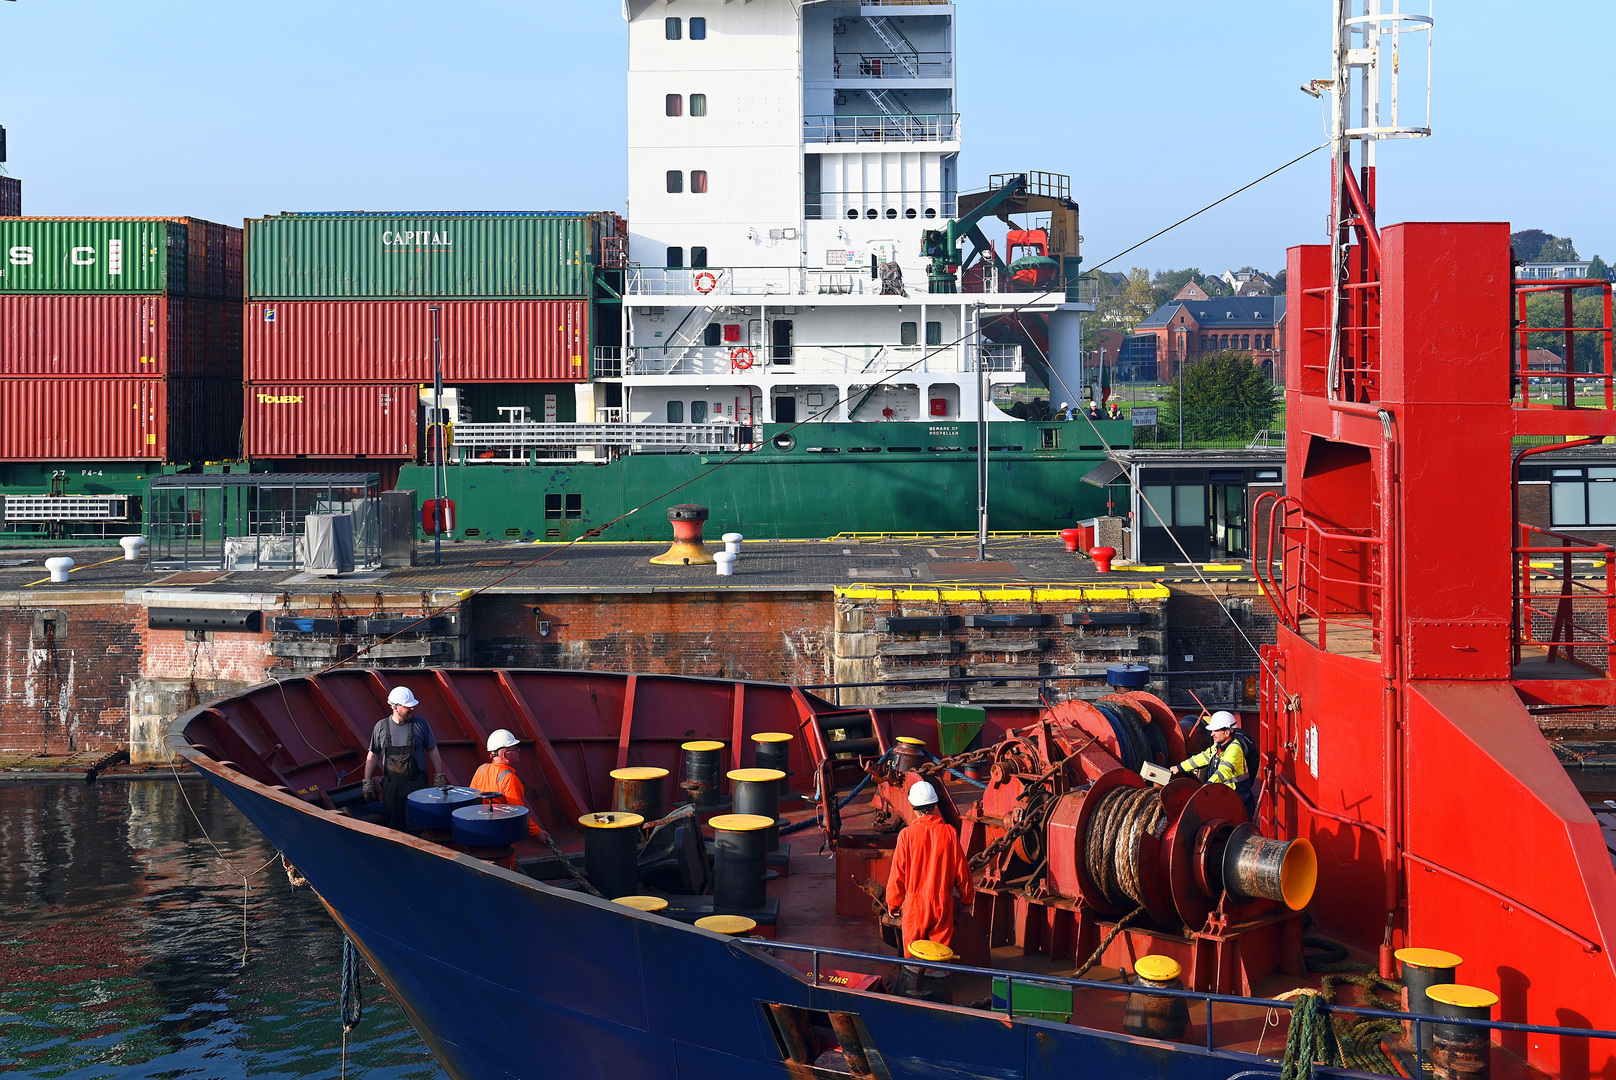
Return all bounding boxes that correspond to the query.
[0,780,446,1080]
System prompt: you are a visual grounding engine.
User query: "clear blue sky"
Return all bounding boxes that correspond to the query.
[2,1,1610,276]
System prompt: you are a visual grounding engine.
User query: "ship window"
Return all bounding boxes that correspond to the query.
[704,323,722,347]
[926,321,942,346]
[667,246,684,268]
[905,208,917,219]
[565,494,582,519]
[691,170,708,194]
[667,400,684,423]
[691,246,708,269]
[885,208,898,219]
[925,208,937,218]
[865,209,878,220]
[900,321,918,346]
[691,94,707,116]
[544,494,563,520]
[667,171,683,194]
[689,17,706,39]
[846,209,859,220]
[666,17,681,39]
[1041,428,1059,449]
[691,400,709,423]
[666,94,683,116]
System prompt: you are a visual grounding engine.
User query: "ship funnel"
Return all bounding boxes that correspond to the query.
[1221,824,1317,910]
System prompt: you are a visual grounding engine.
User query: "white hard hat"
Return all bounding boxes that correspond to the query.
[1060,402,1069,409]
[1207,711,1239,731]
[907,780,939,808]
[486,729,519,753]
[387,686,420,708]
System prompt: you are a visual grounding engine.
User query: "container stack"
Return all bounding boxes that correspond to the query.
[0,217,243,462]
[243,211,621,464]
[0,177,20,217]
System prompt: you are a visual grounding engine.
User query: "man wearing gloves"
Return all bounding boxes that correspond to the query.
[362,686,448,831]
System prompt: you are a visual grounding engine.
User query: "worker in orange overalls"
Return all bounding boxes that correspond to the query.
[471,729,545,839]
[885,780,975,953]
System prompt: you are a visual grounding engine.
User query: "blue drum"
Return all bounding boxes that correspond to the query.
[406,786,483,832]
[452,803,531,848]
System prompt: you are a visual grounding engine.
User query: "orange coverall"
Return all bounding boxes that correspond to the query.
[470,760,543,837]
[884,812,975,952]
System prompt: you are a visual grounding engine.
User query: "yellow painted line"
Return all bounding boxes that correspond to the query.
[828,531,1063,541]
[838,583,1171,602]
[1529,561,1558,569]
[1118,565,1166,572]
[1201,563,1244,571]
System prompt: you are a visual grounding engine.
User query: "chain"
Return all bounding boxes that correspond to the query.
[969,810,1039,870]
[915,745,997,779]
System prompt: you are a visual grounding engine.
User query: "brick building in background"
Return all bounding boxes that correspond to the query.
[1132,296,1286,383]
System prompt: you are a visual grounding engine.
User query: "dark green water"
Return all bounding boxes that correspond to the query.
[0,781,445,1079]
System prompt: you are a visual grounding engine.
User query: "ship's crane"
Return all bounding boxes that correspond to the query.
[921,174,1024,294]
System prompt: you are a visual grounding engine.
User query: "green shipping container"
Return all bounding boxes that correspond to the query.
[0,218,188,294]
[247,213,604,299]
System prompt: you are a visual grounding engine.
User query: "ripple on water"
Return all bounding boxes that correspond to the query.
[0,781,445,1080]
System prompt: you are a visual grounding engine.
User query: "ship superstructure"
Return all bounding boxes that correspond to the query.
[608,0,1074,434]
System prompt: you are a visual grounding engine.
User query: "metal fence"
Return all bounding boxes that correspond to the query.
[1126,406,1285,450]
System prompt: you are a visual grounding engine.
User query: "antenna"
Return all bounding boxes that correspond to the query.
[1320,0,1433,401]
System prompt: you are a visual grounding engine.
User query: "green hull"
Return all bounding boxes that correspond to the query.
[398,420,1132,542]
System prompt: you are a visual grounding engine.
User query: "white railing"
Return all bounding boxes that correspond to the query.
[2,494,130,522]
[833,52,952,78]
[625,266,1074,302]
[448,423,753,461]
[592,347,623,378]
[803,113,960,144]
[618,343,1021,378]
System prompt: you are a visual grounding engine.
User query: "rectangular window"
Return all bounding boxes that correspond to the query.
[703,323,722,347]
[544,493,563,520]
[1141,485,1172,528]
[667,400,684,423]
[666,94,682,117]
[689,17,706,39]
[1200,335,1208,350]
[900,321,918,346]
[666,170,683,193]
[691,400,708,423]
[691,170,708,194]
[666,246,683,269]
[926,321,942,346]
[665,17,681,39]
[1175,485,1205,527]
[690,93,707,116]
[564,494,582,519]
[691,246,708,269]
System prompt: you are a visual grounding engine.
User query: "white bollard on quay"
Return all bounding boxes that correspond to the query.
[119,536,146,562]
[44,557,74,583]
[714,551,736,577]
[723,532,744,556]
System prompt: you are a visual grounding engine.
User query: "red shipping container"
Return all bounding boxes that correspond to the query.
[244,299,589,384]
[0,378,168,460]
[245,383,416,459]
[0,295,243,378]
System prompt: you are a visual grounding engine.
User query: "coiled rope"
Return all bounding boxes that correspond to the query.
[339,936,365,1032]
[1300,936,1404,1075]
[1083,786,1165,908]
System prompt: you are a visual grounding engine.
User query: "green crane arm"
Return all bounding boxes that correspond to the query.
[922,174,1028,294]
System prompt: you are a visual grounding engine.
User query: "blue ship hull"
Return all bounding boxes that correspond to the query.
[193,756,1284,1080]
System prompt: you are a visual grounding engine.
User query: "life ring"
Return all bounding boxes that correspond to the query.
[730,347,755,370]
[694,271,718,294]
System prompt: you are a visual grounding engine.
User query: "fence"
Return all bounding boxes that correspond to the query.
[1127,406,1285,450]
[800,672,1257,710]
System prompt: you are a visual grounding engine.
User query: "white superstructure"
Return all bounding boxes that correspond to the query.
[607,0,1065,430]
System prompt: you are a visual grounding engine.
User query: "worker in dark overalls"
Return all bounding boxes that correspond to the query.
[362,686,448,830]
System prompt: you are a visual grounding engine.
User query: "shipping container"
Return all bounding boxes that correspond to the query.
[246,212,616,299]
[0,378,169,460]
[244,299,588,383]
[0,295,242,378]
[245,383,416,459]
[0,177,19,217]
[0,217,241,296]
[170,377,244,461]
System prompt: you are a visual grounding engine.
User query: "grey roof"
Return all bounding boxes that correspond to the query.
[1136,296,1287,331]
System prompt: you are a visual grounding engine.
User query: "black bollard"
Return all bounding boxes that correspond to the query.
[611,766,668,820]
[751,732,794,796]
[728,768,785,850]
[681,740,724,807]
[709,813,772,911]
[579,811,644,900]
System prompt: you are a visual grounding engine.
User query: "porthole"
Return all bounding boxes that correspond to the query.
[904,208,917,219]
[865,208,878,220]
[772,432,797,451]
[885,208,898,219]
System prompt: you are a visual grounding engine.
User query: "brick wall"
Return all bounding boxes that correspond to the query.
[0,598,142,753]
[1162,581,1277,710]
[470,592,834,684]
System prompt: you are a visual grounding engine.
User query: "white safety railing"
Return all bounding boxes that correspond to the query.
[833,52,952,79]
[447,423,754,462]
[803,113,960,144]
[2,495,130,522]
[618,343,1021,378]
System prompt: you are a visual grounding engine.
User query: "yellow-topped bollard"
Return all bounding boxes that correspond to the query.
[1397,946,1465,1051]
[898,939,956,1003]
[578,811,644,901]
[751,732,794,795]
[695,914,757,936]
[728,768,787,850]
[893,735,928,772]
[680,740,725,807]
[1124,955,1191,1041]
[650,504,716,565]
[611,766,669,820]
[1426,984,1497,1080]
[612,895,669,913]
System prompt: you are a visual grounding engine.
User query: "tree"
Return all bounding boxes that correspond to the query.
[1587,255,1609,281]
[1085,267,1160,334]
[1162,351,1279,443]
[1153,268,1205,295]
[1537,236,1580,263]
[1512,229,1553,262]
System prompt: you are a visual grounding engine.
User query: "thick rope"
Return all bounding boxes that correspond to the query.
[1301,935,1404,1076]
[1282,991,1343,1080]
[1083,786,1164,907]
[339,936,365,1032]
[1071,905,1145,979]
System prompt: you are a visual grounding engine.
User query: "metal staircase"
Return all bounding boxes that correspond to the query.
[866,87,912,121]
[865,15,920,76]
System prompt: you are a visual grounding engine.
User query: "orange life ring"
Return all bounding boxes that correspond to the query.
[730,347,755,370]
[694,271,718,294]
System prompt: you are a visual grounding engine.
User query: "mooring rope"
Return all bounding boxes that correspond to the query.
[1083,786,1164,908]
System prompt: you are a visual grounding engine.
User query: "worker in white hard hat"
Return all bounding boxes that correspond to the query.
[1056,401,1073,420]
[362,686,448,831]
[470,729,544,839]
[884,780,975,955]
[1169,710,1257,817]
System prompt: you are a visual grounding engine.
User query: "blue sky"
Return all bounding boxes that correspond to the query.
[2,1,1610,275]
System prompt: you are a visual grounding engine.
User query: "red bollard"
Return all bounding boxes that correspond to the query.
[1059,528,1082,553]
[1090,546,1117,572]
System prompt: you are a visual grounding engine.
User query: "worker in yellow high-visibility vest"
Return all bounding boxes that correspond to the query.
[1170,711,1256,818]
